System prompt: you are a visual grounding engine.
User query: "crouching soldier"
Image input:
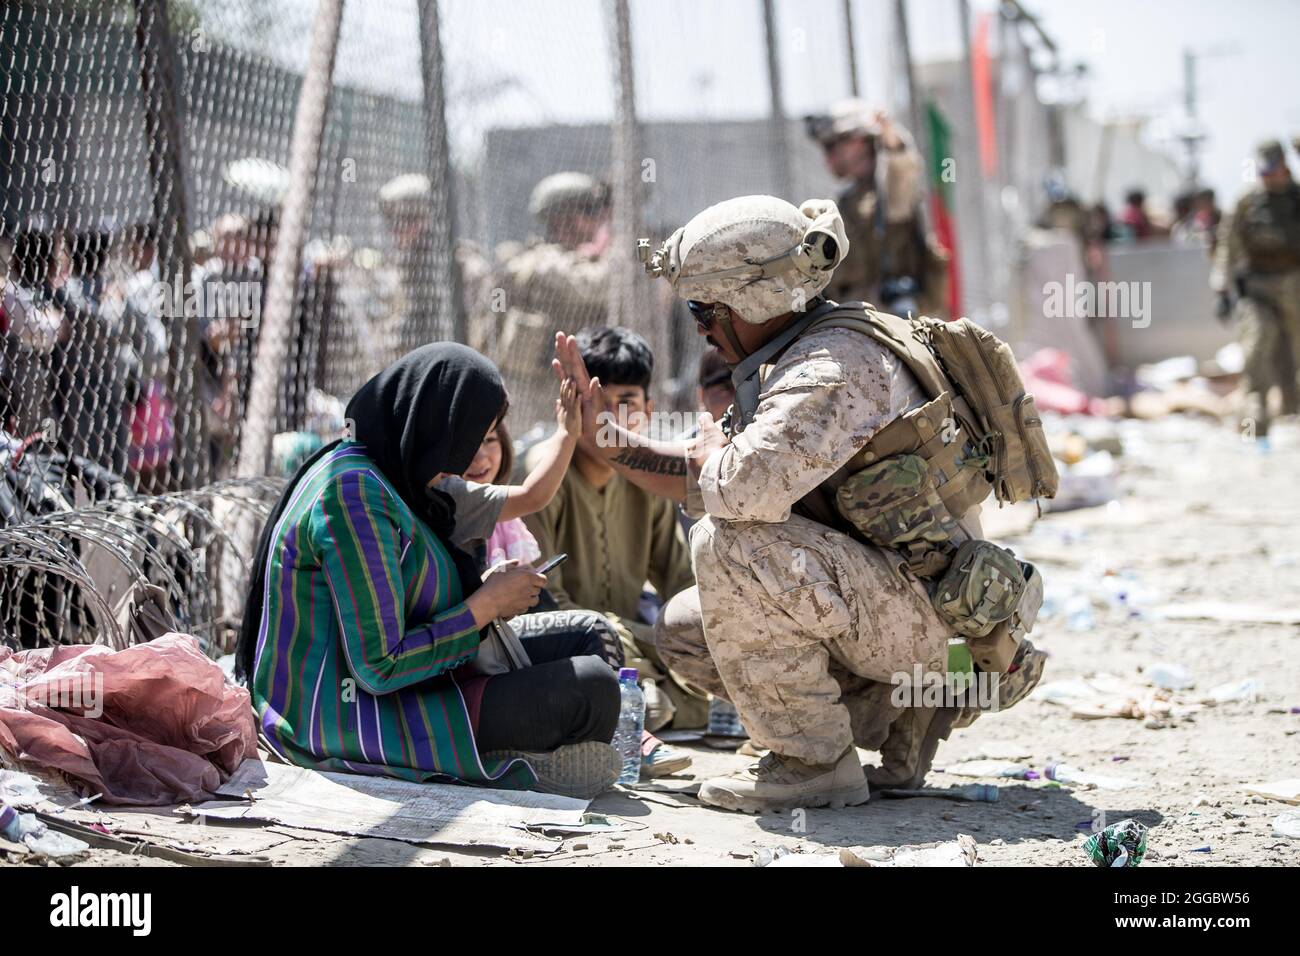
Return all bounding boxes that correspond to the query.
[552,195,1051,812]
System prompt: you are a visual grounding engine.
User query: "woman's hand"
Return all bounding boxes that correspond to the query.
[465,560,545,627]
[555,377,581,440]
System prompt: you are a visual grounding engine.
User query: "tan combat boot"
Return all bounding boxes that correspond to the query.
[866,705,959,791]
[698,748,870,813]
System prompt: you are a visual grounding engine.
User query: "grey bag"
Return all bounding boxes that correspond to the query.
[466,618,532,677]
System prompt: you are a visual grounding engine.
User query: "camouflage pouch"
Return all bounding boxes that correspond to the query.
[931,539,1027,640]
[834,453,959,577]
[966,563,1043,673]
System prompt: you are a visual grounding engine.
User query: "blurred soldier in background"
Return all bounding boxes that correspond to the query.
[377,172,438,368]
[493,172,612,422]
[378,172,494,366]
[804,99,949,317]
[1212,139,1300,438]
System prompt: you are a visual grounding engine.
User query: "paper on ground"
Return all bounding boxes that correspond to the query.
[1239,779,1300,805]
[187,758,590,853]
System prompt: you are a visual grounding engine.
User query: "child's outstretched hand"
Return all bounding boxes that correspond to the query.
[556,377,581,439]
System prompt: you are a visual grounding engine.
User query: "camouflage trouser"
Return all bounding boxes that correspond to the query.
[663,513,949,766]
[1238,270,1300,433]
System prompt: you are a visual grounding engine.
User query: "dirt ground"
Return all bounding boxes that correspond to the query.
[6,415,1300,868]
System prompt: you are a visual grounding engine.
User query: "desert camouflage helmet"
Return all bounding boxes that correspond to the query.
[528,172,609,220]
[805,97,882,145]
[379,173,431,217]
[638,195,849,323]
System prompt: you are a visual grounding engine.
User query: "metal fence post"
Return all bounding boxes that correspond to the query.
[607,0,652,352]
[417,0,464,347]
[761,0,793,201]
[235,0,344,480]
[133,0,208,488]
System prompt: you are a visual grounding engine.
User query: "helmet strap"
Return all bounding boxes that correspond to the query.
[715,308,750,360]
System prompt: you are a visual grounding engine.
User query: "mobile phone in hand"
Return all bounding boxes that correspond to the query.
[535,553,568,574]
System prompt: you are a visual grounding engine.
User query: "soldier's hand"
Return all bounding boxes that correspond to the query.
[552,331,593,396]
[873,110,903,151]
[686,412,729,478]
[1215,291,1233,323]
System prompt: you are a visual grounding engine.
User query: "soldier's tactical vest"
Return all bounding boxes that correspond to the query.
[1238,184,1300,274]
[730,300,1059,671]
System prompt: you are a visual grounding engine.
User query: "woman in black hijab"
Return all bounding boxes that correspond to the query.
[238,344,620,797]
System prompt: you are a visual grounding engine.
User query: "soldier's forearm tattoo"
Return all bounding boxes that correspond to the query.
[611,447,688,476]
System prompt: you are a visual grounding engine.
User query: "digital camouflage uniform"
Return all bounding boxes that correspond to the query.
[660,327,951,765]
[1212,156,1300,434]
[492,240,609,415]
[489,172,611,423]
[644,196,1044,803]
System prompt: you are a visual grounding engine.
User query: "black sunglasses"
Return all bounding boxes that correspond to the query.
[686,300,717,331]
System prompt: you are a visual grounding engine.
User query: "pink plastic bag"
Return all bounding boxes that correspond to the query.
[0,634,256,806]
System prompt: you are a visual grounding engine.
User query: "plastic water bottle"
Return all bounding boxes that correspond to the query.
[613,668,644,785]
[0,804,19,841]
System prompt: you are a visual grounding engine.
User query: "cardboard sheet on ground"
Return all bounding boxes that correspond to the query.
[186,759,590,853]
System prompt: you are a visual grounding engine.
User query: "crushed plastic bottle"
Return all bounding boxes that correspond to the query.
[1045,763,1139,791]
[1084,818,1149,867]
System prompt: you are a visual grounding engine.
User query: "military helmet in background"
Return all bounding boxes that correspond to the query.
[378,173,432,219]
[641,195,849,324]
[528,171,610,221]
[222,157,290,207]
[1257,139,1286,173]
[803,97,882,147]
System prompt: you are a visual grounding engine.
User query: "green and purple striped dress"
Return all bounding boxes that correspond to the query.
[250,442,535,788]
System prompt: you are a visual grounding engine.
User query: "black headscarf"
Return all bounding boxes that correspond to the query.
[236,343,507,682]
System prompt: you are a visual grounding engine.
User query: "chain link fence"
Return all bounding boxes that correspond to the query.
[2,0,1072,652]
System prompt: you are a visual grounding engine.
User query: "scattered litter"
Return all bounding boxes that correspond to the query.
[1083,819,1148,867]
[753,846,792,867]
[0,769,47,807]
[1202,679,1260,704]
[1238,779,1300,805]
[1143,662,1194,691]
[1,805,89,861]
[940,759,1035,780]
[1188,845,1212,854]
[1272,809,1300,839]
[1043,451,1118,513]
[1032,673,1203,724]
[1045,763,1140,791]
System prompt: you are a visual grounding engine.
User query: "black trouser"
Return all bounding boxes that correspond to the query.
[475,623,620,753]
